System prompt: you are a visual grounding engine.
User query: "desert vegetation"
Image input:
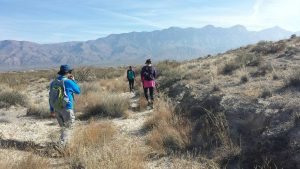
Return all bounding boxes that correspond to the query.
[1,37,300,169]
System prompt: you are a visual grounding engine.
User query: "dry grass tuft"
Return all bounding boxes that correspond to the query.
[68,121,146,169]
[260,88,272,98]
[0,155,50,169]
[79,92,130,119]
[251,41,286,54]
[285,71,300,88]
[26,103,50,118]
[169,155,220,169]
[144,97,191,154]
[69,121,116,148]
[220,62,239,75]
[99,78,128,93]
[0,88,28,108]
[197,110,232,150]
[240,74,249,84]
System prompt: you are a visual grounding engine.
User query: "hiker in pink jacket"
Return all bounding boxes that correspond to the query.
[141,59,157,108]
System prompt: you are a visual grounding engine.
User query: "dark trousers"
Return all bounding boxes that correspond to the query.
[144,87,154,101]
[128,79,134,91]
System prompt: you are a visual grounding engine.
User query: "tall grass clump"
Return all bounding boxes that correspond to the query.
[156,60,185,89]
[143,97,191,154]
[285,71,300,88]
[251,41,286,54]
[235,53,262,67]
[68,121,146,169]
[0,85,28,108]
[220,62,239,75]
[193,109,232,151]
[0,155,50,169]
[26,103,50,118]
[82,92,130,118]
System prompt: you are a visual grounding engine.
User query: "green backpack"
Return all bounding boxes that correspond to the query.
[128,70,135,80]
[49,79,68,111]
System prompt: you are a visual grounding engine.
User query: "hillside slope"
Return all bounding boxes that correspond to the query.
[156,36,300,169]
[0,25,295,70]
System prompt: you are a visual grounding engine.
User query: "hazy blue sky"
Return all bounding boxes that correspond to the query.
[0,0,299,43]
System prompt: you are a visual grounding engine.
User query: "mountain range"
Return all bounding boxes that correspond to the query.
[0,25,298,70]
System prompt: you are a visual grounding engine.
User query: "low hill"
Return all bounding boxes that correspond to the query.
[0,25,296,70]
[156,35,300,168]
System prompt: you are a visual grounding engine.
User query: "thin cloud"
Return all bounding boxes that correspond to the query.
[90,7,164,28]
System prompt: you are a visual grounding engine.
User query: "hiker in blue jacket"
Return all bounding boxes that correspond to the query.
[127,66,136,92]
[49,65,80,146]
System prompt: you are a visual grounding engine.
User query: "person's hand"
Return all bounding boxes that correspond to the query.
[50,112,56,118]
[68,75,75,80]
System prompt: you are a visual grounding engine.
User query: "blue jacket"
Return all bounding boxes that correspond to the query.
[50,75,81,112]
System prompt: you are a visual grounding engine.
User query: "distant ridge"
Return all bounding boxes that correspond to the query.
[0,25,297,70]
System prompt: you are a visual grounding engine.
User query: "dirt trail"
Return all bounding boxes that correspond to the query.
[0,79,66,168]
[112,92,174,169]
[0,80,170,168]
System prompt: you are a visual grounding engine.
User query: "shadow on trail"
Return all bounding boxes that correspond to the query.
[0,138,64,158]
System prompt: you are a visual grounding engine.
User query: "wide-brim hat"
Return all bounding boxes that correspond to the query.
[57,64,73,75]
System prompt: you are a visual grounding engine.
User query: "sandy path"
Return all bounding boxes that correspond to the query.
[0,79,66,168]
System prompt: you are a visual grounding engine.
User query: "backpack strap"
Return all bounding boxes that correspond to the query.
[61,77,68,97]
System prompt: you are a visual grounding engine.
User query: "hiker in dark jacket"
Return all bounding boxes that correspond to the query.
[141,59,156,109]
[127,66,136,92]
[49,65,80,146]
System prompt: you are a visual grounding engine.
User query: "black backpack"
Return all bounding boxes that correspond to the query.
[143,66,154,81]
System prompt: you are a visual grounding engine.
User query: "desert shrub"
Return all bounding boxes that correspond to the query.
[251,41,286,54]
[260,88,272,98]
[158,66,185,89]
[26,104,50,118]
[80,81,101,95]
[94,67,126,79]
[285,71,300,88]
[192,110,232,152]
[144,97,191,154]
[250,64,272,77]
[83,92,129,118]
[212,85,221,92]
[0,91,28,108]
[74,67,97,82]
[235,53,262,67]
[69,121,116,148]
[290,34,297,39]
[240,75,249,83]
[68,121,145,169]
[220,62,239,75]
[169,156,219,169]
[0,70,56,87]
[254,158,278,169]
[155,60,181,75]
[99,79,128,93]
[272,73,279,80]
[0,155,50,169]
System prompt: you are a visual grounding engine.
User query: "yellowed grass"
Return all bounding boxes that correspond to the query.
[67,121,146,169]
[144,97,191,154]
[0,154,51,169]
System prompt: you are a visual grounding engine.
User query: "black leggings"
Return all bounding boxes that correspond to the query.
[144,87,154,101]
[128,79,134,91]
